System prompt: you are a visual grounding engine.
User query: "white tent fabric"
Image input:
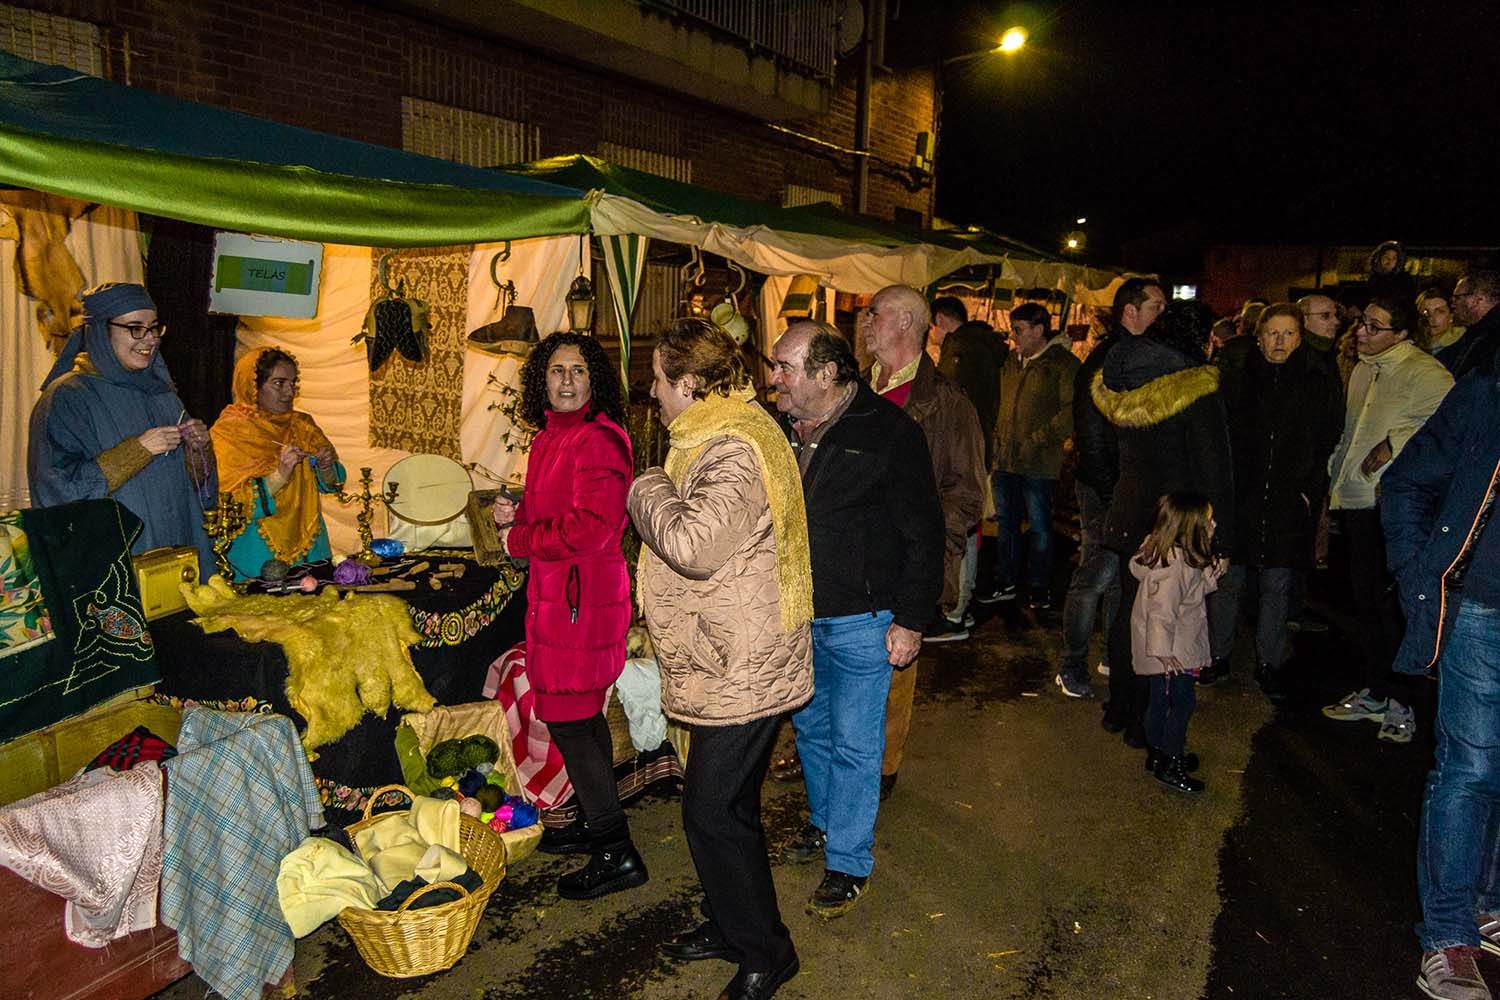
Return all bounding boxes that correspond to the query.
[0,203,144,510]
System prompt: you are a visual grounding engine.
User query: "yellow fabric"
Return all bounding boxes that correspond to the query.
[277,836,382,938]
[414,843,468,884]
[400,701,523,798]
[180,577,435,752]
[655,387,813,631]
[352,796,462,894]
[870,352,922,393]
[210,349,336,564]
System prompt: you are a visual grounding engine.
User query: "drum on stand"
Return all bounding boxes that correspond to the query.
[382,454,475,551]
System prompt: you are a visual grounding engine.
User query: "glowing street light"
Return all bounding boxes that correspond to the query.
[998,27,1028,53]
[1075,216,1087,225]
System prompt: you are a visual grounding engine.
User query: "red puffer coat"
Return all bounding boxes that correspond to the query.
[504,406,634,722]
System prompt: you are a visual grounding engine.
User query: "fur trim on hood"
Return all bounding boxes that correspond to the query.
[1091,365,1220,429]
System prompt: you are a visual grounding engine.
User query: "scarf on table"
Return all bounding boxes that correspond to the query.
[648,386,813,632]
[211,349,334,564]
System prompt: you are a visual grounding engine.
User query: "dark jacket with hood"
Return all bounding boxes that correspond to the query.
[1090,335,1235,556]
[1072,327,1122,500]
[937,320,1009,469]
[1217,342,1344,568]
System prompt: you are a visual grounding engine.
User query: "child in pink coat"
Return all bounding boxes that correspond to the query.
[1130,492,1226,794]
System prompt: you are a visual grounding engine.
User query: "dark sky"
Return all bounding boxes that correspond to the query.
[910,1,1500,270]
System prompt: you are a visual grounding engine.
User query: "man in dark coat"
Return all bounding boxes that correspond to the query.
[1382,361,1500,1000]
[931,295,1008,470]
[1448,264,1500,381]
[1206,304,1343,700]
[1091,300,1235,745]
[1052,276,1162,701]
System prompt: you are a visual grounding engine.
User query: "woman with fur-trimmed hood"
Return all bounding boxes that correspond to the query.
[1091,301,1235,736]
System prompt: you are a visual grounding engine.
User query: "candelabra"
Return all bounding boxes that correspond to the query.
[335,466,399,566]
[202,492,248,582]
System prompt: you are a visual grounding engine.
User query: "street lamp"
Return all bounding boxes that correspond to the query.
[942,26,1028,67]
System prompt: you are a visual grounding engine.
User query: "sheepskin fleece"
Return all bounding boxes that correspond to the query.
[181,577,435,752]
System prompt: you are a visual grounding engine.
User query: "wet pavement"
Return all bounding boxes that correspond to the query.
[152,547,1467,1000]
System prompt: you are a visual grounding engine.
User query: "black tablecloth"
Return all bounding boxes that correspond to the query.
[150,555,527,811]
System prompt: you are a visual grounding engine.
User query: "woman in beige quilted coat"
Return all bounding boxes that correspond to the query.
[628,318,812,1000]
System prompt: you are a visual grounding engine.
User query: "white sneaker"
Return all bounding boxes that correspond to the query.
[1322,688,1388,722]
[1378,701,1416,743]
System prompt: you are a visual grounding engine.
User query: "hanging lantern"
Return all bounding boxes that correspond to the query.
[566,273,595,332]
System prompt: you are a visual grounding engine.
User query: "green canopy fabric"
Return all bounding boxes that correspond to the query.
[0,52,590,245]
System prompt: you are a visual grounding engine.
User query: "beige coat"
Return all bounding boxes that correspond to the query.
[628,436,813,727]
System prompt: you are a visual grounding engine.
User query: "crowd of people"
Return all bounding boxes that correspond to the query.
[25,255,1500,1000]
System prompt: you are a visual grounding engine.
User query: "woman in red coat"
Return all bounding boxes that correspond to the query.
[492,332,642,900]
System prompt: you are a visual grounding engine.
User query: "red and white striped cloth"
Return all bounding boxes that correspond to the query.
[484,642,574,809]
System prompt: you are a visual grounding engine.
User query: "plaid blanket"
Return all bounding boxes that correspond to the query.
[162,709,322,1000]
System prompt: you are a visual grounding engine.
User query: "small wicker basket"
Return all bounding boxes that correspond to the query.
[337,784,507,977]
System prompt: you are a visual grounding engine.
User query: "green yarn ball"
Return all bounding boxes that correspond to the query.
[475,784,504,812]
[425,739,467,779]
[460,734,500,769]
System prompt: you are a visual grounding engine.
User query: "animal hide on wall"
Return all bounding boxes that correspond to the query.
[0,190,95,354]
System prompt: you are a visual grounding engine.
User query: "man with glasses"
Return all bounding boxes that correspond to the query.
[1447,265,1500,380]
[1296,292,1343,361]
[1323,296,1452,744]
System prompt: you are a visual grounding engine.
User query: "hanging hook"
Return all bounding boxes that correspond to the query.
[693,246,706,287]
[377,251,397,295]
[729,260,747,298]
[489,245,511,289]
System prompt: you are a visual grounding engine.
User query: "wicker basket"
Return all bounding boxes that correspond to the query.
[337,784,508,977]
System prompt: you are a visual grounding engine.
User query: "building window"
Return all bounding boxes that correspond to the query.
[783,184,843,209]
[400,97,539,168]
[597,141,692,183]
[0,4,103,76]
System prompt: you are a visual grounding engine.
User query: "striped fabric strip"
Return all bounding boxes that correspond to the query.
[600,234,648,384]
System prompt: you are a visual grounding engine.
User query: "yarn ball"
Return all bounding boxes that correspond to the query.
[457,769,487,798]
[485,769,507,788]
[459,797,482,818]
[333,559,372,586]
[426,739,467,779]
[298,575,319,593]
[475,761,493,775]
[508,802,539,828]
[493,804,514,824]
[459,734,500,769]
[474,784,504,812]
[487,814,507,833]
[371,537,405,559]
[481,811,494,824]
[429,787,458,801]
[260,559,290,581]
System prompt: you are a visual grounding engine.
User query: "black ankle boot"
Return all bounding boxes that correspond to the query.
[1144,746,1200,773]
[1198,657,1230,686]
[1153,755,1205,794]
[557,840,649,900]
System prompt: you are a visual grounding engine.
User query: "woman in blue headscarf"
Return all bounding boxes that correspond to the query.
[27,282,217,580]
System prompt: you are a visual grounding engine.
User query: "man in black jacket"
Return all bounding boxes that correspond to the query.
[769,320,944,921]
[1054,276,1164,699]
[1449,264,1500,380]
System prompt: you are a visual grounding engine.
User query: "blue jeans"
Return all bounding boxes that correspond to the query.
[1060,482,1119,671]
[1207,565,1296,666]
[1418,599,1500,950]
[992,471,1056,592]
[951,530,979,620]
[792,610,894,878]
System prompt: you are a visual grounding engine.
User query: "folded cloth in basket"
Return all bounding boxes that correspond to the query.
[353,797,461,894]
[277,837,382,938]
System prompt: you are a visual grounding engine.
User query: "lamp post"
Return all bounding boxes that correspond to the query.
[924,25,1029,212]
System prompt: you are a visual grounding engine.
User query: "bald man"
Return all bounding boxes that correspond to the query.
[860,284,986,798]
[1298,293,1341,357]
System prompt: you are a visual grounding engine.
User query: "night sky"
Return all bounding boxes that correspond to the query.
[911,1,1500,271]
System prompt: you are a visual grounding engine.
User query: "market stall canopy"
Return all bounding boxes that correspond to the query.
[500,155,1075,293]
[0,51,591,246]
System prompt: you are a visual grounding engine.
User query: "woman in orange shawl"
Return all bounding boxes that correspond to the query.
[210,347,345,579]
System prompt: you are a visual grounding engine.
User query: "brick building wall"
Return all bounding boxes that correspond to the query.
[10,0,937,224]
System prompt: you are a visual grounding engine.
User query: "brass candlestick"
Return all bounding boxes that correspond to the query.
[202,491,248,582]
[335,466,399,566]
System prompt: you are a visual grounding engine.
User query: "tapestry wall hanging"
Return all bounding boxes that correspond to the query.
[366,247,467,460]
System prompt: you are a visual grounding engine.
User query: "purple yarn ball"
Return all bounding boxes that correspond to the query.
[333,559,372,585]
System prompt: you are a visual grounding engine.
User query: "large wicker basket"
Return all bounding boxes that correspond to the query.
[337,784,507,977]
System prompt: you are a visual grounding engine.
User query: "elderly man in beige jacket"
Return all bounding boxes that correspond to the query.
[1323,295,1452,744]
